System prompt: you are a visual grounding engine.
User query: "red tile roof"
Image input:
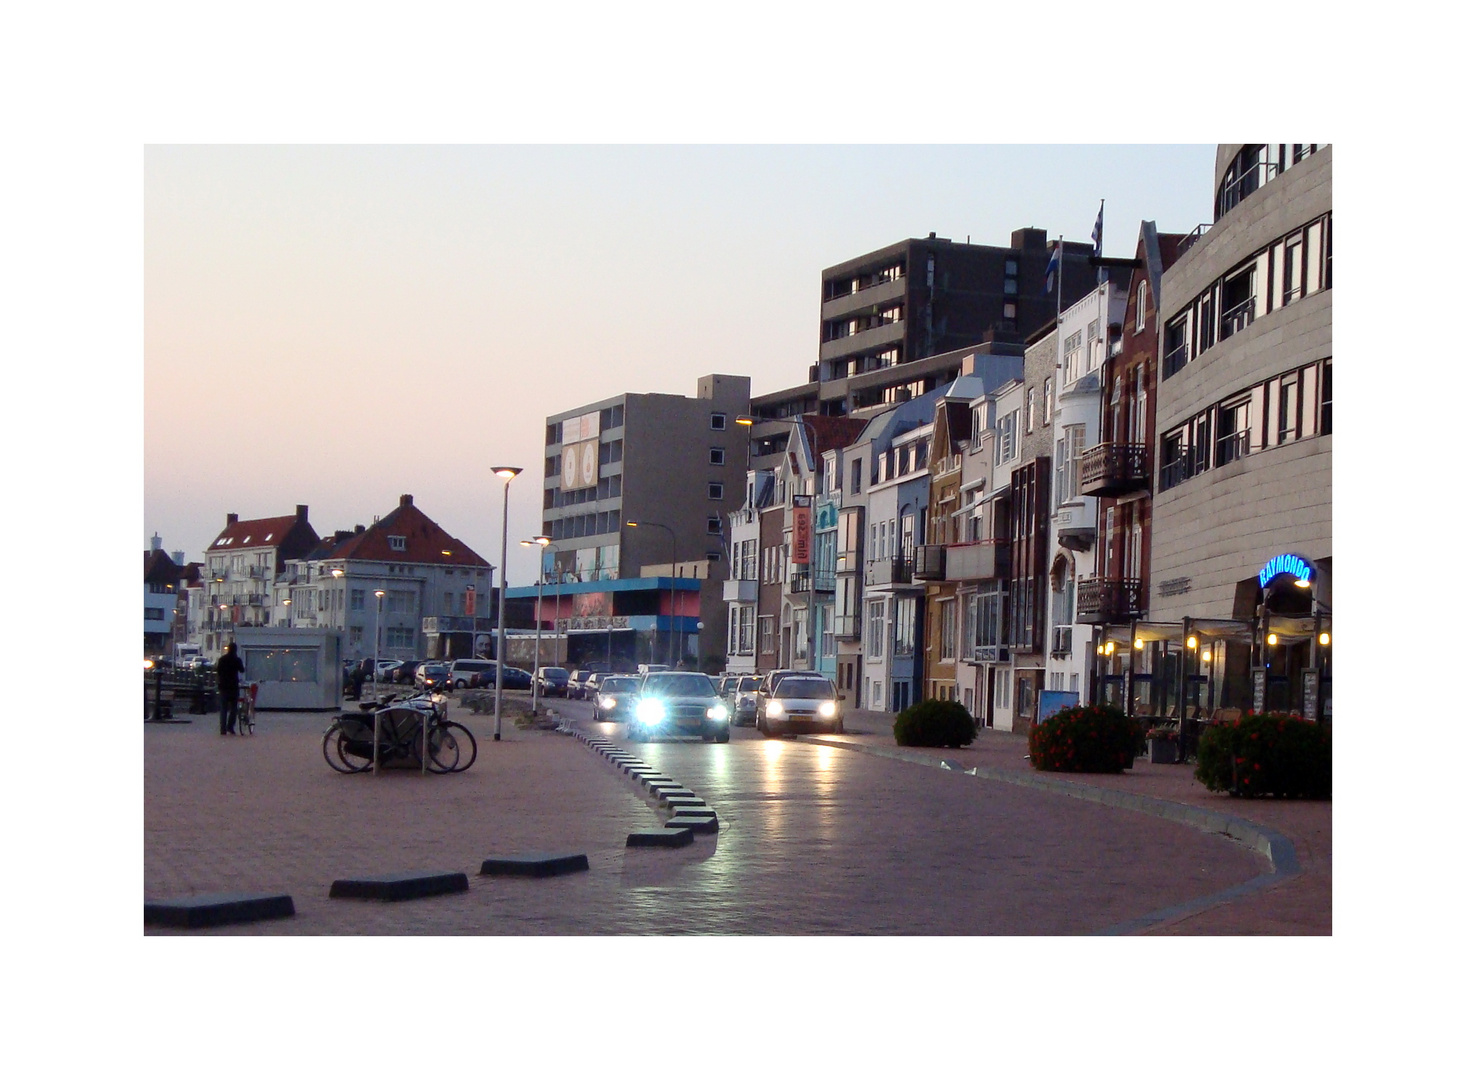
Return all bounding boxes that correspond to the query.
[315,495,491,569]
[208,514,310,551]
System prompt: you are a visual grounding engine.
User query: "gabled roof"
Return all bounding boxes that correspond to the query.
[316,495,491,569]
[208,512,317,552]
[144,548,179,585]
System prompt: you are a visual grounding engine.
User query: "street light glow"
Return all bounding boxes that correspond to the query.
[492,466,522,479]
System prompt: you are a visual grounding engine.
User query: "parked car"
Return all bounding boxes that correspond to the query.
[376,659,403,681]
[591,675,640,722]
[446,658,497,689]
[470,664,533,691]
[577,671,611,699]
[390,658,423,684]
[536,666,570,697]
[415,661,450,691]
[629,671,730,743]
[758,675,843,737]
[566,669,592,699]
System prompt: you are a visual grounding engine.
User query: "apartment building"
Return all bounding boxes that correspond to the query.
[202,505,320,656]
[1146,143,1331,719]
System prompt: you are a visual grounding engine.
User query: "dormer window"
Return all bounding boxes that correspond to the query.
[388,536,406,552]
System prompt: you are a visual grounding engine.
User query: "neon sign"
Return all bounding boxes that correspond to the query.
[1258,553,1314,589]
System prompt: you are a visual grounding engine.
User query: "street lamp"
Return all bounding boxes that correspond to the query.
[372,589,385,699]
[520,535,552,710]
[492,466,522,741]
[625,520,678,668]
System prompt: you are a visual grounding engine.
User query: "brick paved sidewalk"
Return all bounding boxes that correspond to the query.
[811,709,1331,935]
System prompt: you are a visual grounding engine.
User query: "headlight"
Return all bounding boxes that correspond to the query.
[706,704,728,721]
[818,701,837,718]
[636,699,665,725]
[765,700,784,719]
[599,696,617,710]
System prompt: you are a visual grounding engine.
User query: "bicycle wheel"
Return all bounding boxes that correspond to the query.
[323,723,371,773]
[422,723,460,774]
[439,721,477,772]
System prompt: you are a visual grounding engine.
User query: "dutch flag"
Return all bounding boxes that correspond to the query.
[1091,200,1105,284]
[1043,241,1060,296]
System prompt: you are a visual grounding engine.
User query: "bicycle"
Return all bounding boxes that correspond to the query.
[322,691,476,774]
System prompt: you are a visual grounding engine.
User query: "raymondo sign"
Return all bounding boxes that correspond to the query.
[1258,553,1314,589]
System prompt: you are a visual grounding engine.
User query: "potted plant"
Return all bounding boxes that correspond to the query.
[1146,724,1179,764]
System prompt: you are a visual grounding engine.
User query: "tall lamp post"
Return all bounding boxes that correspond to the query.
[625,520,677,668]
[492,466,523,741]
[520,534,552,710]
[737,414,820,672]
[372,589,385,698]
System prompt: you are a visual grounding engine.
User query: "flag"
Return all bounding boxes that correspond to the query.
[1091,200,1103,258]
[1043,241,1060,296]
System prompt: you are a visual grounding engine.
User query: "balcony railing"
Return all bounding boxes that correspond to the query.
[1163,341,1189,379]
[1214,429,1250,468]
[1219,295,1255,340]
[1080,442,1150,497]
[865,557,915,588]
[723,578,758,603]
[1177,223,1213,255]
[913,545,946,581]
[788,571,812,594]
[1075,578,1143,624]
[834,615,861,641]
[812,570,836,593]
[943,540,1009,582]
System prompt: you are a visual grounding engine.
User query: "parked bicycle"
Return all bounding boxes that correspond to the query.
[321,691,477,774]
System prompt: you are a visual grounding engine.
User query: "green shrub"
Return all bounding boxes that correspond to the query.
[1195,712,1331,798]
[894,699,976,748]
[1029,704,1138,773]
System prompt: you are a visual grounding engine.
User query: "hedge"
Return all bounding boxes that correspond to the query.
[1195,712,1331,798]
[894,699,976,748]
[1029,704,1139,773]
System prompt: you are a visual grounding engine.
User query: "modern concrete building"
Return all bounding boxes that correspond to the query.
[1144,143,1331,718]
[530,374,752,670]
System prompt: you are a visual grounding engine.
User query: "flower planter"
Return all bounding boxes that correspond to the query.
[1148,737,1178,765]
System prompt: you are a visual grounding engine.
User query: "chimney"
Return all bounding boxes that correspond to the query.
[171,550,185,565]
[150,533,162,553]
[227,513,238,526]
[335,530,351,544]
[355,524,365,534]
[400,494,413,508]
[296,504,308,522]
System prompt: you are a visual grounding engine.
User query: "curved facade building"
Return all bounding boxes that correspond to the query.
[1149,144,1331,716]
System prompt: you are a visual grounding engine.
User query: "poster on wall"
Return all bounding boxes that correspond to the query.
[1039,690,1078,722]
[561,439,599,491]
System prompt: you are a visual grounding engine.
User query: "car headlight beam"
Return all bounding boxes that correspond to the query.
[636,699,665,726]
[706,704,728,721]
[765,700,784,719]
[818,701,837,718]
[600,696,617,710]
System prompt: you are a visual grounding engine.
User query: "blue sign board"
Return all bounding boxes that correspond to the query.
[1257,553,1314,590]
[1039,691,1079,722]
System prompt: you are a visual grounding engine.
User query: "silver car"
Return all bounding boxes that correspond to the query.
[591,675,640,722]
[758,675,843,737]
[629,672,731,743]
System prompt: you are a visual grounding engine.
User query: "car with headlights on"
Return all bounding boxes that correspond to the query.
[591,675,640,722]
[629,671,731,743]
[758,675,843,736]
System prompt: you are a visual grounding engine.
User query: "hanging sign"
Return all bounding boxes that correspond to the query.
[792,505,812,565]
[1257,553,1314,589]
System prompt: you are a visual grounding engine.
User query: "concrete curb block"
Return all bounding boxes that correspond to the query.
[145,891,296,928]
[799,735,1303,934]
[480,853,590,878]
[329,871,469,902]
[570,720,720,837]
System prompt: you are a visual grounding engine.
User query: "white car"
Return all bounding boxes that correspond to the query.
[758,675,843,737]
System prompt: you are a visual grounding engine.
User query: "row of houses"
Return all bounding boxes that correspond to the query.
[720,144,1332,728]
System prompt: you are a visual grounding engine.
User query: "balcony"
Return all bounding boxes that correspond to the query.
[1080,442,1150,497]
[913,545,946,581]
[723,579,758,603]
[865,557,917,589]
[835,615,861,641]
[943,540,1009,581]
[788,571,811,595]
[812,570,836,593]
[1075,578,1144,624]
[820,275,906,322]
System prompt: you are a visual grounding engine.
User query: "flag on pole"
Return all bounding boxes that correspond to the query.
[1091,199,1105,283]
[1043,241,1060,296]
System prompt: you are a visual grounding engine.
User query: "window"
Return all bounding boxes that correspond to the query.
[1025,388,1035,433]
[995,410,1017,466]
[710,413,727,430]
[1163,316,1189,379]
[939,600,957,660]
[349,626,363,647]
[708,482,724,500]
[1283,234,1305,304]
[760,616,775,654]
[1216,396,1252,465]
[1220,264,1255,339]
[740,539,757,580]
[388,535,406,552]
[1136,280,1147,332]
[707,516,722,535]
[1003,278,1018,296]
[851,458,862,494]
[1054,425,1085,504]
[350,589,365,611]
[385,626,416,649]
[709,447,725,466]
[894,597,916,655]
[1063,330,1083,383]
[1278,376,1300,444]
[866,600,886,659]
[1043,378,1054,427]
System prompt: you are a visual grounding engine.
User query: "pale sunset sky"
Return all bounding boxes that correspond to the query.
[145,144,1216,582]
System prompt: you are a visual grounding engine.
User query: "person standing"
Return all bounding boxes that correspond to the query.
[217,641,246,735]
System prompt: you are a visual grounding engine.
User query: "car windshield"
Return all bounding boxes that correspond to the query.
[643,674,718,698]
[543,668,568,678]
[425,663,448,674]
[602,678,638,693]
[775,678,835,699]
[738,677,761,691]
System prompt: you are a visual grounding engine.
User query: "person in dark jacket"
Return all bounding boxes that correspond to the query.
[217,641,246,734]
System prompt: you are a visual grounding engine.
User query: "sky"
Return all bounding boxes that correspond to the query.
[145,144,1216,582]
